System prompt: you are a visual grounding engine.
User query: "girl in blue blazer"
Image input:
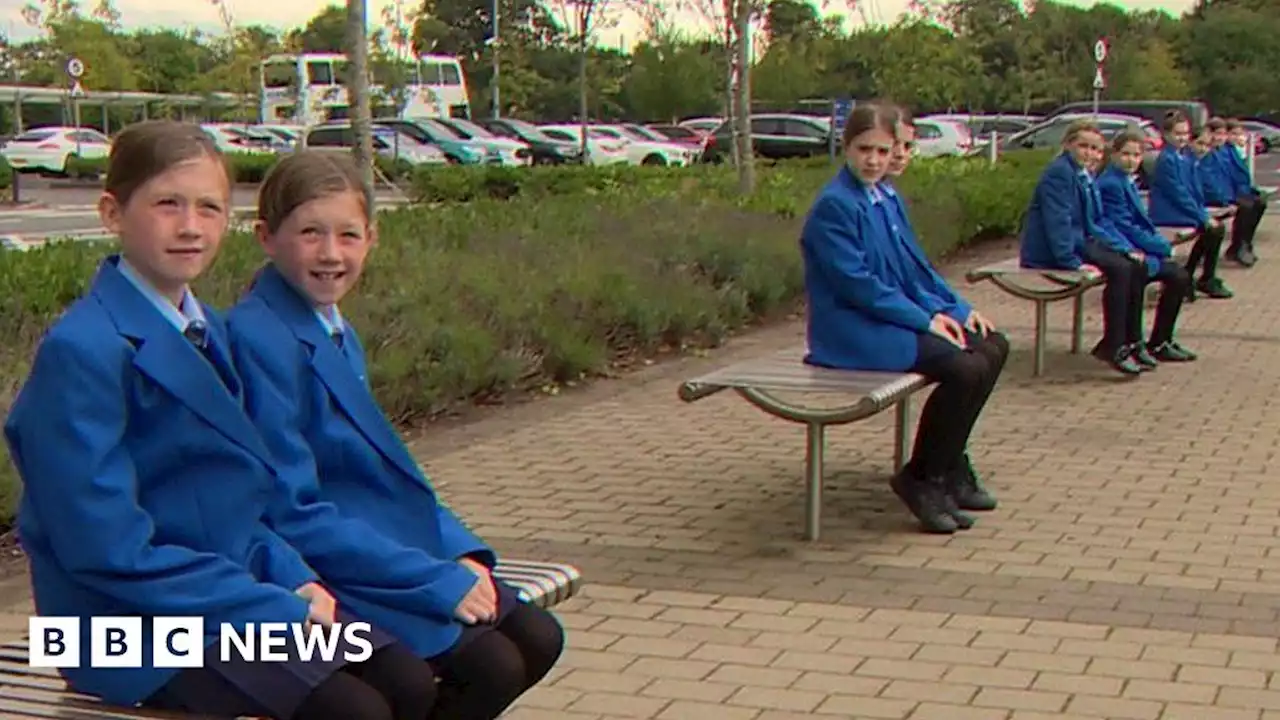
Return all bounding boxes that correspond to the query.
[225,151,563,720]
[1020,119,1148,376]
[878,108,1004,517]
[1218,118,1265,266]
[3,122,436,720]
[801,101,1006,535]
[1096,128,1199,364]
[1148,110,1233,300]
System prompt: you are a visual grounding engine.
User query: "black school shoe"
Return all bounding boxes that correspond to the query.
[890,470,966,534]
[1148,340,1197,362]
[1196,277,1234,299]
[948,456,998,512]
[1091,341,1143,376]
[1131,345,1159,370]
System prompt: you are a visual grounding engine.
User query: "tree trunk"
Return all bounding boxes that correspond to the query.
[723,0,738,168]
[577,6,591,158]
[733,0,754,195]
[345,0,375,210]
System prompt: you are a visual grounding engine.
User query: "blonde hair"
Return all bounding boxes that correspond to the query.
[106,121,227,206]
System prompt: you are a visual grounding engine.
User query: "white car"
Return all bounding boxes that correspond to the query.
[200,124,280,155]
[911,118,972,157]
[540,125,629,166]
[589,125,694,166]
[1,126,110,174]
[433,118,533,167]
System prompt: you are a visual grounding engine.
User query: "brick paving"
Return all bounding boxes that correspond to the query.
[7,218,1280,718]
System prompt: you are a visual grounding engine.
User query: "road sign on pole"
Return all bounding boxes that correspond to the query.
[1093,39,1108,64]
[1093,67,1106,90]
[65,57,84,80]
[830,97,853,161]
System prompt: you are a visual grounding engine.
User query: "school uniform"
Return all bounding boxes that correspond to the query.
[226,264,564,719]
[3,256,394,718]
[1149,146,1231,297]
[1021,153,1146,373]
[1217,143,1266,263]
[1096,165,1197,362]
[802,167,1006,534]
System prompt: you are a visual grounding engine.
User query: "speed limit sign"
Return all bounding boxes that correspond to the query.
[65,57,85,79]
[1093,39,1108,64]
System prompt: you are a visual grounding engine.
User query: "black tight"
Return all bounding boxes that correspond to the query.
[906,331,1009,478]
[145,642,436,720]
[428,603,565,720]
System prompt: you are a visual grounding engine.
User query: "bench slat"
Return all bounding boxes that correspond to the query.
[0,559,582,720]
[681,351,929,400]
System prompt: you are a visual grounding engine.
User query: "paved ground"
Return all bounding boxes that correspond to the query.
[5,216,1280,718]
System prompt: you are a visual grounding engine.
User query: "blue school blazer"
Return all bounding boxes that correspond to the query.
[1020,153,1116,269]
[226,264,495,659]
[880,181,973,324]
[801,166,943,372]
[1194,152,1233,207]
[3,257,315,706]
[1217,144,1256,198]
[1097,165,1173,277]
[1148,146,1210,229]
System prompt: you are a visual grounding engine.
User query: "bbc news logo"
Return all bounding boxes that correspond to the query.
[28,617,374,668]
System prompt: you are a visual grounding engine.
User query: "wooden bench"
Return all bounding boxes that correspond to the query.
[967,211,1231,377]
[0,560,582,719]
[678,349,933,542]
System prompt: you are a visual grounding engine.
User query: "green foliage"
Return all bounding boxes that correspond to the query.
[58,153,414,185]
[0,157,11,194]
[0,153,1053,522]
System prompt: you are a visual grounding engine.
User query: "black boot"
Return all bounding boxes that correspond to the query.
[1091,341,1142,376]
[949,456,998,512]
[891,470,959,534]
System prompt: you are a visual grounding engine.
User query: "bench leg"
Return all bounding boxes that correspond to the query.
[893,396,911,474]
[803,422,825,542]
[1032,299,1048,377]
[1070,293,1085,355]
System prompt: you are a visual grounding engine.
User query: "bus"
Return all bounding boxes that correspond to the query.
[259,52,471,126]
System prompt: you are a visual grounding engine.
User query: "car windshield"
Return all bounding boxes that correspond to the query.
[504,119,552,141]
[13,129,59,143]
[587,127,622,139]
[413,118,462,139]
[624,125,666,142]
[447,119,495,139]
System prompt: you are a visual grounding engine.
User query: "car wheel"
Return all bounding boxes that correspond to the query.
[641,154,667,166]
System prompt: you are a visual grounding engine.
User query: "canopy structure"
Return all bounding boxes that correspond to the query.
[0,84,253,133]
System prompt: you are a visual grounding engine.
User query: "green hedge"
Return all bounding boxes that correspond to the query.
[0,151,1054,522]
[0,157,11,194]
[65,152,414,184]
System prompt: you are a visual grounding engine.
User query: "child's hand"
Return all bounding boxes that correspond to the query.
[295,582,337,628]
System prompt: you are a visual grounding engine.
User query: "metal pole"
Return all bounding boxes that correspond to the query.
[1247,132,1257,183]
[490,0,500,118]
[988,130,998,164]
[1092,89,1100,117]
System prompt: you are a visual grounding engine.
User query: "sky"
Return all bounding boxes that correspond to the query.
[1,0,1197,48]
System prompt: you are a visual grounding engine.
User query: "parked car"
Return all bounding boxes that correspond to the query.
[539,125,630,166]
[1046,100,1210,132]
[973,112,1156,154]
[304,123,448,167]
[702,113,832,163]
[475,118,585,165]
[646,123,710,151]
[678,117,723,134]
[432,117,533,166]
[1,126,110,175]
[201,124,285,154]
[374,118,491,165]
[924,113,1039,142]
[912,118,972,156]
[1240,120,1280,153]
[582,125,695,165]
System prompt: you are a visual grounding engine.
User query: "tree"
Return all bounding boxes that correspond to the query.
[345,0,375,208]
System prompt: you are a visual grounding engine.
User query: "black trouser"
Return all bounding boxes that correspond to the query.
[428,602,565,720]
[1128,259,1188,347]
[1185,223,1225,281]
[1082,243,1145,354]
[146,643,437,720]
[1228,195,1267,253]
[906,330,1009,479]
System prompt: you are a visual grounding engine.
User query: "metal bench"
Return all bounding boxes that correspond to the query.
[0,560,582,719]
[679,349,933,542]
[966,214,1228,377]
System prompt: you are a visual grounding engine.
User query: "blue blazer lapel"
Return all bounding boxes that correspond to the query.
[91,259,271,465]
[251,265,422,482]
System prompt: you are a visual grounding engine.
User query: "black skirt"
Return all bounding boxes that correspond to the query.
[143,608,397,719]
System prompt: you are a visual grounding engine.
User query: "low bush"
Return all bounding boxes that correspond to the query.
[0,157,11,194]
[65,152,415,184]
[0,151,1054,521]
